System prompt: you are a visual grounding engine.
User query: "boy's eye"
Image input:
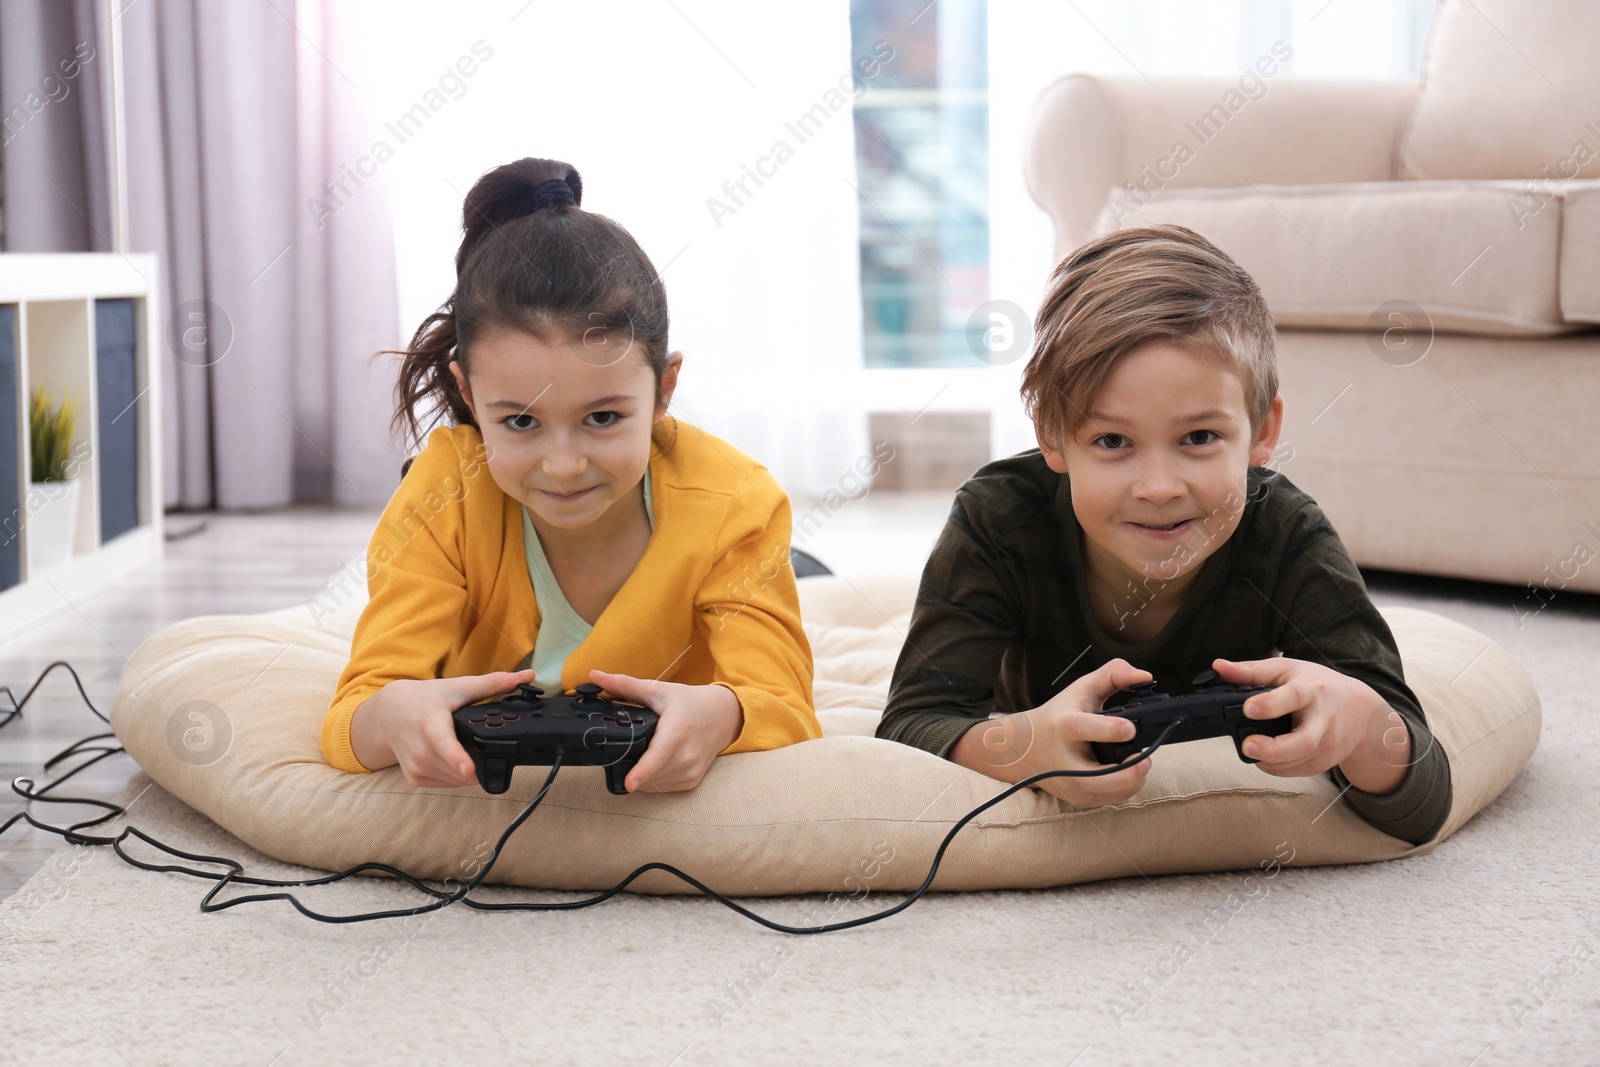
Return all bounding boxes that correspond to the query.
[1093,430,1219,450]
[587,411,622,428]
[503,414,537,431]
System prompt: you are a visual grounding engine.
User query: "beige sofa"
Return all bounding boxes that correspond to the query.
[1025,0,1600,597]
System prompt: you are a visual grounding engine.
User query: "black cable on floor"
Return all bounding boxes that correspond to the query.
[2,661,1180,932]
[0,660,108,731]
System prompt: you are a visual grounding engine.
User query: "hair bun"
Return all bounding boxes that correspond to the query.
[460,158,583,248]
[530,178,577,210]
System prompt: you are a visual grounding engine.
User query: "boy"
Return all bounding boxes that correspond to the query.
[877,224,1451,846]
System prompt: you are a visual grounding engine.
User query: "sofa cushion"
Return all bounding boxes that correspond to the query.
[1398,0,1600,181]
[1095,179,1597,338]
[106,569,1539,896]
[1560,181,1600,323]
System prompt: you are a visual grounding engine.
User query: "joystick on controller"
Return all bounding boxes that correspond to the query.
[1090,669,1290,765]
[453,681,659,795]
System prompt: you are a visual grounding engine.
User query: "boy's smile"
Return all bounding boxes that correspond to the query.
[1039,340,1282,632]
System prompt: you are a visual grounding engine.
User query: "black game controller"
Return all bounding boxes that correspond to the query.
[453,682,658,795]
[1090,669,1292,765]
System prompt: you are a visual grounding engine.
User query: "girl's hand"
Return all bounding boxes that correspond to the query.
[352,669,539,788]
[587,670,744,793]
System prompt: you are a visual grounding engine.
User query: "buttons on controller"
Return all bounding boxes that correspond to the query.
[1191,669,1220,689]
[1124,681,1159,700]
[460,696,653,798]
[514,683,545,704]
[574,683,605,705]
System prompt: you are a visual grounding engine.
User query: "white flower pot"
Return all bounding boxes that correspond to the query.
[26,478,82,571]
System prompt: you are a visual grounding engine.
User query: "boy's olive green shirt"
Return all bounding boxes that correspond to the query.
[877,452,1453,847]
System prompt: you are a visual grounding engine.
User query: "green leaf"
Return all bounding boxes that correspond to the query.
[29,384,79,483]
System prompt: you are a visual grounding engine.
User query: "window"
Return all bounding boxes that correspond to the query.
[848,0,989,368]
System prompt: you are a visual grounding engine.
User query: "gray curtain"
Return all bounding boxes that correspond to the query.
[2,0,404,509]
[0,0,111,252]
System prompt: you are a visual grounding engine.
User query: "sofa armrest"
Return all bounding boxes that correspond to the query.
[1025,73,1418,255]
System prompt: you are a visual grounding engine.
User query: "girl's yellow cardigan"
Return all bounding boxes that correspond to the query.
[321,417,821,773]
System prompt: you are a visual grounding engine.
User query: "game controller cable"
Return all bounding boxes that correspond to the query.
[1,660,1186,934]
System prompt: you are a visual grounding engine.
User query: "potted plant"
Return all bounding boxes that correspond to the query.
[26,384,81,570]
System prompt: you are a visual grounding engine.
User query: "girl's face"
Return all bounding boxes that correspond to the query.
[450,326,679,533]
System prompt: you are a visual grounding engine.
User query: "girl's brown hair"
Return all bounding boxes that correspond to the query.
[388,157,672,455]
[1021,223,1278,452]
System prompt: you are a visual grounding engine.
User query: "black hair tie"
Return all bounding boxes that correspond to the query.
[531,178,576,210]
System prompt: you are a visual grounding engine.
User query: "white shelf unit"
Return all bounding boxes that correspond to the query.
[0,253,162,641]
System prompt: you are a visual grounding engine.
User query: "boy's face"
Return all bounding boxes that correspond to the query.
[450,327,679,532]
[1038,340,1283,601]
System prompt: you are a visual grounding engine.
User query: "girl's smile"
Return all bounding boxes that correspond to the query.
[540,485,599,502]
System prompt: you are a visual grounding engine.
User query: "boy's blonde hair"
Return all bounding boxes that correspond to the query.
[1021,224,1278,453]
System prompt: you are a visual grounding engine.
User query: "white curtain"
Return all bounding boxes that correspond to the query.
[366,0,870,499]
[121,0,404,509]
[360,0,1441,498]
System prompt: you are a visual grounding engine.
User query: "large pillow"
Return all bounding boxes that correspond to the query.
[108,572,1540,894]
[1398,0,1600,180]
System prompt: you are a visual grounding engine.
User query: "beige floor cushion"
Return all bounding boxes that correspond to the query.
[109,573,1540,895]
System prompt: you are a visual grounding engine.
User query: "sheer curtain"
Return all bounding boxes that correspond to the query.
[368,1,1439,493]
[367,0,870,498]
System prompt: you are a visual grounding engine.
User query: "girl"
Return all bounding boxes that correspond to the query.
[322,157,821,793]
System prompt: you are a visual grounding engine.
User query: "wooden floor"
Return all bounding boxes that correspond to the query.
[0,507,379,900]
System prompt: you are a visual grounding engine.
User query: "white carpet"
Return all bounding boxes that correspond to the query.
[1,582,1596,1066]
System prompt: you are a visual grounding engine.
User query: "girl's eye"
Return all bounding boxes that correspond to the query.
[587,411,621,428]
[503,414,537,431]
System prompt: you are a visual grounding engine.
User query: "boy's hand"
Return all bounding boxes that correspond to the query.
[951,658,1156,809]
[586,670,744,793]
[1209,657,1411,794]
